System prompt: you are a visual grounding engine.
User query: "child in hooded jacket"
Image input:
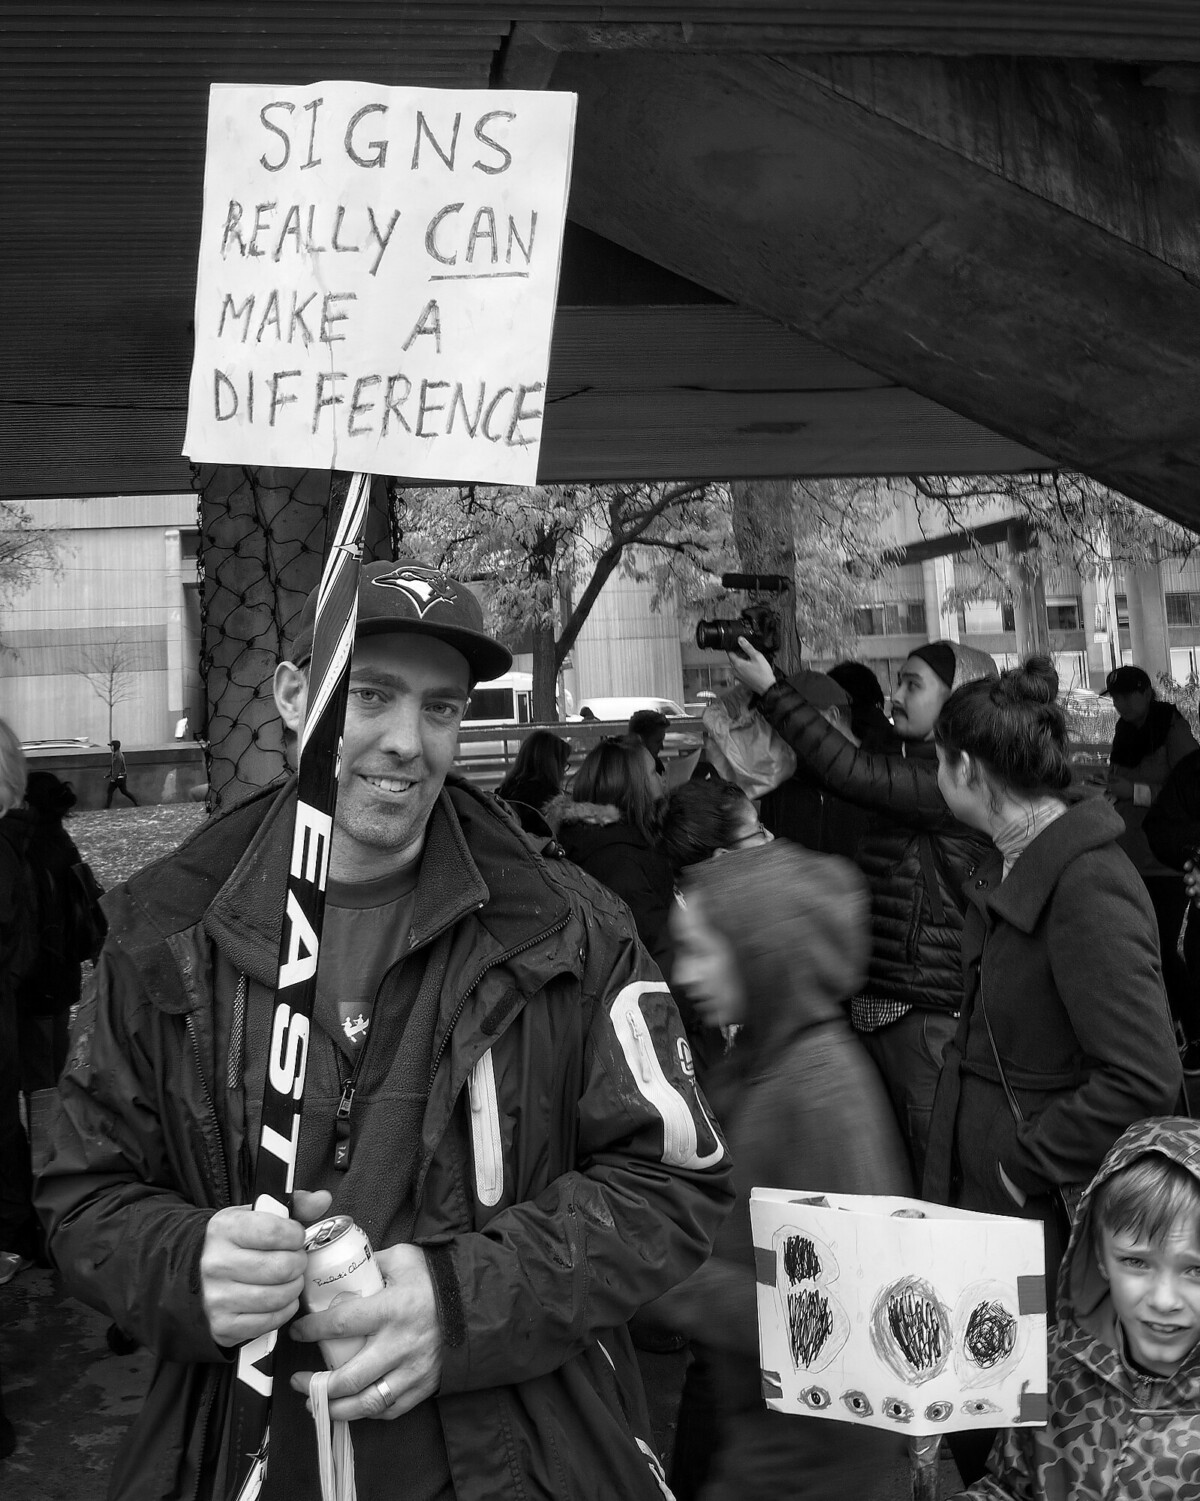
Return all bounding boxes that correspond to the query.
[954,1116,1200,1500]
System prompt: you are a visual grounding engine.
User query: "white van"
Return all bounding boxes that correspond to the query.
[463,671,533,726]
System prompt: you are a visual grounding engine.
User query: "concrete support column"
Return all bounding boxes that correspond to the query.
[922,555,959,642]
[164,528,185,733]
[1126,561,1171,680]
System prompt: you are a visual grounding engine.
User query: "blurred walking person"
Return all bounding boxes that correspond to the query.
[650,841,910,1501]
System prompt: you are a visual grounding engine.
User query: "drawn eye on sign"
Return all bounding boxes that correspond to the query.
[953,1281,1025,1388]
[772,1227,850,1375]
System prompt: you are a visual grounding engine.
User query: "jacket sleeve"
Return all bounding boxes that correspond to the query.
[756,680,951,827]
[1003,853,1182,1194]
[33,946,229,1365]
[428,930,735,1394]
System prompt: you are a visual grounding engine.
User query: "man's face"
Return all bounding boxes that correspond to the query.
[1111,687,1153,726]
[1097,1220,1200,1377]
[275,632,470,880]
[645,725,667,758]
[892,658,951,741]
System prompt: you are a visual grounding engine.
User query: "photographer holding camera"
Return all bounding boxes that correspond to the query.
[726,633,997,1184]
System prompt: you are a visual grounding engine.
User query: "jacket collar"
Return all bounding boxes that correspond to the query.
[116,773,574,1010]
[972,795,1125,935]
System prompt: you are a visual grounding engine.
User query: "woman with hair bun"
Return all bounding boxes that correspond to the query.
[922,657,1183,1485]
[924,655,1181,1285]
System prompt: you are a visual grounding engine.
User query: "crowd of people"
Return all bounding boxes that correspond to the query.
[1,559,1199,1498]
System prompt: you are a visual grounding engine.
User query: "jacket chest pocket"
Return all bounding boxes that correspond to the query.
[468,1047,504,1208]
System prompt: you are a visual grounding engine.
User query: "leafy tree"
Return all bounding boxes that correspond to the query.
[0,501,63,647]
[392,481,727,719]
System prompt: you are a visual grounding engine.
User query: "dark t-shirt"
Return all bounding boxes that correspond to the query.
[263,852,453,1501]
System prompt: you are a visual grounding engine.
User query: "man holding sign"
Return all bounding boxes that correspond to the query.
[37,560,732,1499]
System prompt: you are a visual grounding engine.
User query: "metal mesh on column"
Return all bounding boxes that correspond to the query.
[194,466,391,810]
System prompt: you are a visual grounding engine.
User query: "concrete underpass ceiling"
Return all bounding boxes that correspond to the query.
[10,6,1200,522]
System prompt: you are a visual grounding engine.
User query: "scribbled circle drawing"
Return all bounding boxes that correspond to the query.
[924,1400,953,1423]
[869,1276,951,1386]
[882,1397,914,1424]
[800,1385,832,1411]
[841,1390,873,1418]
[952,1280,1026,1389]
[772,1225,850,1375]
[961,1397,1001,1417]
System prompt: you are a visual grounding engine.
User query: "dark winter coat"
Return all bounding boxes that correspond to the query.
[35,775,733,1501]
[954,1116,1200,1500]
[1109,703,1197,877]
[1144,747,1200,872]
[923,797,1181,1288]
[755,679,989,1014]
[556,800,675,979]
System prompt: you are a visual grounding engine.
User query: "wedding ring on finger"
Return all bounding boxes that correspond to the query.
[374,1377,394,1408]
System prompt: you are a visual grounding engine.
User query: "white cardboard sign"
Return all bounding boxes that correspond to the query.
[184,82,576,483]
[749,1189,1048,1435]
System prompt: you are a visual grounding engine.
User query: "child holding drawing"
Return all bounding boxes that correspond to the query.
[953,1116,1200,1500]
[648,840,911,1501]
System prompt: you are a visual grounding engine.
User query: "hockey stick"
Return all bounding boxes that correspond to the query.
[226,471,371,1501]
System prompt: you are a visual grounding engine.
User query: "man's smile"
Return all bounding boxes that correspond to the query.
[362,773,419,794]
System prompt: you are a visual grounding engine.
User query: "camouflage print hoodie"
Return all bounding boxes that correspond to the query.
[955,1116,1200,1500]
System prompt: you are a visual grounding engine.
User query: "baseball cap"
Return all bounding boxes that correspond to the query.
[289,560,512,683]
[1101,665,1152,696]
[787,670,852,711]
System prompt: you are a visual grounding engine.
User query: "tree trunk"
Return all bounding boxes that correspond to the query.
[197,466,391,808]
[730,479,801,677]
[531,621,560,722]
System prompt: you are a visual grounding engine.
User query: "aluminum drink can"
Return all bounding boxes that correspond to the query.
[302,1214,385,1368]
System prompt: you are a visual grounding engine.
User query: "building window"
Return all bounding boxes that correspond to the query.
[854,600,927,637]
[1001,600,1016,632]
[1115,593,1130,628]
[1045,598,1081,632]
[1166,592,1200,627]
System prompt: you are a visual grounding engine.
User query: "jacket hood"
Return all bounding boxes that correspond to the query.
[682,840,870,1053]
[1065,1116,1200,1320]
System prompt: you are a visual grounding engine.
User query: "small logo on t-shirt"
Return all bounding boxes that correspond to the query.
[342,1012,370,1046]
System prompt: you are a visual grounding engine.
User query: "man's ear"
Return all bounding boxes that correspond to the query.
[274,660,308,735]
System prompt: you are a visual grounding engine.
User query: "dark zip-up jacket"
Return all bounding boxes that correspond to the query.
[755,680,989,1013]
[36,775,733,1501]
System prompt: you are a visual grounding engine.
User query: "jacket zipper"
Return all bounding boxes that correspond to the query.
[467,1048,504,1206]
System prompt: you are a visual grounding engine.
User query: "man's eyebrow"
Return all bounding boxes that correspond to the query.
[349,667,468,698]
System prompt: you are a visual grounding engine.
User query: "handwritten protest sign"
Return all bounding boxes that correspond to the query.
[750,1189,1048,1436]
[184,82,576,483]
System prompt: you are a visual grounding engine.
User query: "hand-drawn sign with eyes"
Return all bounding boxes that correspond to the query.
[841,1390,873,1418]
[952,1280,1025,1389]
[772,1226,850,1375]
[869,1275,951,1387]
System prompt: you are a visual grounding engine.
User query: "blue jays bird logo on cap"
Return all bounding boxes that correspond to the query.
[372,565,460,618]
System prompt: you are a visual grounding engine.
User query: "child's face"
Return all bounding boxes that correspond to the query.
[1097,1220,1200,1376]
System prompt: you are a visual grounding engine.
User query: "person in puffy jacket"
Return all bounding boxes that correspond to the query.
[952,1117,1200,1500]
[730,636,997,1183]
[34,563,733,1501]
[650,840,910,1501]
[557,737,676,978]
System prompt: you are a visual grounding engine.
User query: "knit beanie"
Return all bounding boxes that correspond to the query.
[909,640,999,693]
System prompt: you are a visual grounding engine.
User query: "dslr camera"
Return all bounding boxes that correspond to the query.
[695,573,789,658]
